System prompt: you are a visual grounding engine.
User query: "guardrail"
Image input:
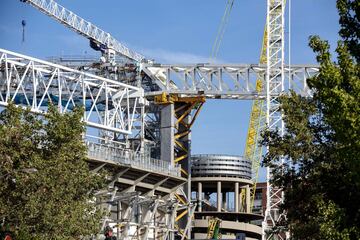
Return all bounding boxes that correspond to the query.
[86,141,181,177]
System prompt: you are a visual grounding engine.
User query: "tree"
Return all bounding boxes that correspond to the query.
[0,103,105,240]
[261,0,360,239]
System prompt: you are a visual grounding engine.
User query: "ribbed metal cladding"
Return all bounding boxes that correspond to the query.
[191,154,252,179]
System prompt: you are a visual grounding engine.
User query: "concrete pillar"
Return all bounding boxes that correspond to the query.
[217,181,222,212]
[198,182,202,212]
[235,182,239,212]
[246,184,251,213]
[160,104,174,165]
[183,114,192,240]
[117,201,121,239]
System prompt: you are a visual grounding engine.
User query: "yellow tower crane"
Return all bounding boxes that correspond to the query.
[244,25,267,211]
[245,0,288,212]
[210,0,288,212]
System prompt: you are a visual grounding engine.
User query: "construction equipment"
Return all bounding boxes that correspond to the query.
[210,0,235,61]
[21,20,26,43]
[21,0,146,63]
[263,1,287,239]
[206,217,221,239]
[6,1,319,239]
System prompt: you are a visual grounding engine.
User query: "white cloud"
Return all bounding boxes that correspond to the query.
[136,47,224,64]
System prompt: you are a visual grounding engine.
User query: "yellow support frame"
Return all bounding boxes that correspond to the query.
[155,93,205,231]
[245,0,287,212]
[244,23,268,212]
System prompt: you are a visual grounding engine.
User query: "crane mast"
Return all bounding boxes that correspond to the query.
[16,1,312,239]
[21,0,146,63]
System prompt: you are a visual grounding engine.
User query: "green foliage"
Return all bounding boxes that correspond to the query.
[0,103,105,240]
[261,1,360,239]
[337,0,360,61]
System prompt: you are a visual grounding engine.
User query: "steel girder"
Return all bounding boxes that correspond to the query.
[44,59,319,100]
[97,191,180,240]
[23,0,146,62]
[264,0,287,239]
[142,64,319,100]
[0,48,144,136]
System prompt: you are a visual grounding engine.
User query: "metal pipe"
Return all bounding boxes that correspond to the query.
[217,181,222,212]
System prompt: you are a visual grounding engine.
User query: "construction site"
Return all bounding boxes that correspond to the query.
[0,0,325,239]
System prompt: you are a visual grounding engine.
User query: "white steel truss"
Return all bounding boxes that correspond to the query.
[22,0,146,62]
[264,0,287,239]
[0,48,144,136]
[142,64,318,99]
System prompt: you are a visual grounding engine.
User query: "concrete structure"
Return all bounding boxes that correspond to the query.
[1,0,321,239]
[252,183,267,216]
[191,154,262,240]
[87,141,186,240]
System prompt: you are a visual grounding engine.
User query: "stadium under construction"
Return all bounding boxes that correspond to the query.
[0,0,320,239]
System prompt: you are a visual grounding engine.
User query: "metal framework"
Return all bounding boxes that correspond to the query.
[244,13,268,213]
[0,48,144,136]
[153,93,205,239]
[22,0,146,62]
[210,0,235,61]
[1,0,322,239]
[99,192,180,240]
[264,0,287,239]
[87,154,186,239]
[143,64,318,99]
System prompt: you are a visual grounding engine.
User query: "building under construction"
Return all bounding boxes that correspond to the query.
[0,0,320,239]
[191,154,262,240]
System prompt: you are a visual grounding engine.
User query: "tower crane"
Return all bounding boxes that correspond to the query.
[210,0,235,61]
[14,0,316,239]
[21,0,146,63]
[20,1,201,238]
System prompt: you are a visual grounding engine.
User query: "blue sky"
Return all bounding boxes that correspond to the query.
[0,0,339,180]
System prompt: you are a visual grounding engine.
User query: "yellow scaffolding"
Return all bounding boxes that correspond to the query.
[155,93,205,229]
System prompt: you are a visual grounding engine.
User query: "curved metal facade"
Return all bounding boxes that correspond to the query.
[191,154,252,179]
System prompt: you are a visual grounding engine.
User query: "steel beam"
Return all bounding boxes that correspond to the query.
[0,48,144,136]
[264,0,287,239]
[142,64,318,99]
[23,0,145,62]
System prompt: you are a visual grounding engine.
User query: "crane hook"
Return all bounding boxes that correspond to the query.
[21,20,26,43]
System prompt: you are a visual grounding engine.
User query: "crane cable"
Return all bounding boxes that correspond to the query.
[210,0,235,61]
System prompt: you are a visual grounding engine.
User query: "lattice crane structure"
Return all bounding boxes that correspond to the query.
[263,1,287,239]
[0,0,319,239]
[20,0,146,63]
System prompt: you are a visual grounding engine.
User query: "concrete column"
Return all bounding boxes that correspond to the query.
[198,182,202,212]
[160,104,174,165]
[183,114,192,240]
[246,184,251,213]
[235,182,239,212]
[117,201,121,239]
[217,181,222,212]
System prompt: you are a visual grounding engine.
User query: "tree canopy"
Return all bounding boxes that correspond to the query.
[0,104,105,240]
[261,0,360,239]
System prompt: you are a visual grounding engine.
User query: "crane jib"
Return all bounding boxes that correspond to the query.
[22,0,146,62]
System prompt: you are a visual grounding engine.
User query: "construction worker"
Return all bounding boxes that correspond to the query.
[104,226,117,240]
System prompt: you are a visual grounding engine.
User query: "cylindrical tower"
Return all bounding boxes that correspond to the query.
[191,154,262,240]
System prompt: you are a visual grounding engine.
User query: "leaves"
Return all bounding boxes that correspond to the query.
[261,1,360,239]
[0,103,105,239]
[337,0,360,61]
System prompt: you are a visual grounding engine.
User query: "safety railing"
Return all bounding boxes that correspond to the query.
[85,141,181,177]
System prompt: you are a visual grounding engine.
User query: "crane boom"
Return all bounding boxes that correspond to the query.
[22,0,146,62]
